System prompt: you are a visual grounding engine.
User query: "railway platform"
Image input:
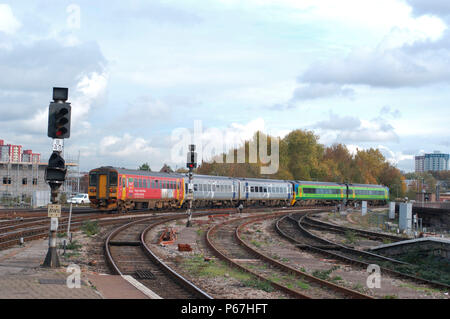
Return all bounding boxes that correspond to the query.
[0,238,156,299]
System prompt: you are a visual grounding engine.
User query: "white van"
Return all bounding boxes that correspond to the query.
[67,193,90,204]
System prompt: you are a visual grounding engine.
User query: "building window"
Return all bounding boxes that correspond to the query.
[22,178,27,185]
[32,178,37,185]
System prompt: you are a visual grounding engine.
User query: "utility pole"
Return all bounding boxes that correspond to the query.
[42,87,71,268]
[186,144,197,227]
[77,150,80,193]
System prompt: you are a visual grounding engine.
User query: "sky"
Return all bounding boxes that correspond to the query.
[0,0,449,173]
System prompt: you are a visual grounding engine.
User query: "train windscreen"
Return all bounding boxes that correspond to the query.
[89,172,98,186]
[109,171,118,186]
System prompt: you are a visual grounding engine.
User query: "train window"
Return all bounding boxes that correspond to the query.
[89,172,98,186]
[199,184,202,191]
[144,179,148,188]
[134,179,138,187]
[122,178,126,188]
[304,188,315,194]
[194,184,198,191]
[109,172,118,186]
[264,187,267,192]
[250,186,254,192]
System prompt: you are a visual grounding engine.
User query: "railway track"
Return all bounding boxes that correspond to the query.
[276,213,450,291]
[302,214,404,242]
[0,206,311,251]
[105,214,212,299]
[206,210,373,299]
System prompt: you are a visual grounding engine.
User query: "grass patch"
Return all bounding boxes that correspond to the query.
[295,280,310,289]
[331,275,343,283]
[352,283,365,292]
[281,257,289,263]
[60,239,82,251]
[250,240,262,248]
[81,220,99,236]
[399,283,443,294]
[57,232,67,238]
[196,228,205,236]
[242,279,274,292]
[344,230,357,244]
[312,266,339,281]
[383,294,398,299]
[182,255,251,281]
[65,251,80,258]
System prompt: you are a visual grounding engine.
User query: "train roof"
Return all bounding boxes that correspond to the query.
[295,181,345,186]
[190,174,236,181]
[95,167,184,178]
[348,183,387,188]
[237,177,291,183]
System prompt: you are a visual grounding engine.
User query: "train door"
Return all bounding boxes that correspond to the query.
[121,175,127,200]
[245,182,249,200]
[232,180,236,200]
[98,174,107,199]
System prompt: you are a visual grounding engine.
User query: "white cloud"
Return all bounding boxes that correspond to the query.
[0,4,21,35]
[99,133,159,159]
[71,72,108,123]
[312,111,398,144]
[291,83,355,102]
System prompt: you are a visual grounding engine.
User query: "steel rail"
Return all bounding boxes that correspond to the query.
[276,214,450,291]
[206,211,312,299]
[303,215,404,242]
[105,212,215,299]
[235,214,373,299]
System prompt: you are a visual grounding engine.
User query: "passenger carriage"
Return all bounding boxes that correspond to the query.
[292,181,346,206]
[238,178,292,207]
[346,183,389,206]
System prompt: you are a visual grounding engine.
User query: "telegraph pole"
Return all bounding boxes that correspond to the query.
[186,144,197,227]
[42,87,71,268]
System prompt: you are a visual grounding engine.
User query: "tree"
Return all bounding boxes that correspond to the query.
[138,163,151,171]
[160,163,174,173]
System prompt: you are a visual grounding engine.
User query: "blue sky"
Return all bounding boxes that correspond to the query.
[0,0,449,173]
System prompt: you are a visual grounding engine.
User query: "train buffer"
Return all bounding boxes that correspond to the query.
[158,227,177,246]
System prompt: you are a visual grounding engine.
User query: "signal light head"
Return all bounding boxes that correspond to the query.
[48,102,71,139]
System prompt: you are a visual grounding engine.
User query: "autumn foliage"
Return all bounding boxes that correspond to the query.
[196,129,405,198]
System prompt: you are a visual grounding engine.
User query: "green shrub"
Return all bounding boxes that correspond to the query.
[81,220,99,236]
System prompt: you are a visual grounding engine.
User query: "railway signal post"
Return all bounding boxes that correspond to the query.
[43,87,71,268]
[186,144,197,227]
